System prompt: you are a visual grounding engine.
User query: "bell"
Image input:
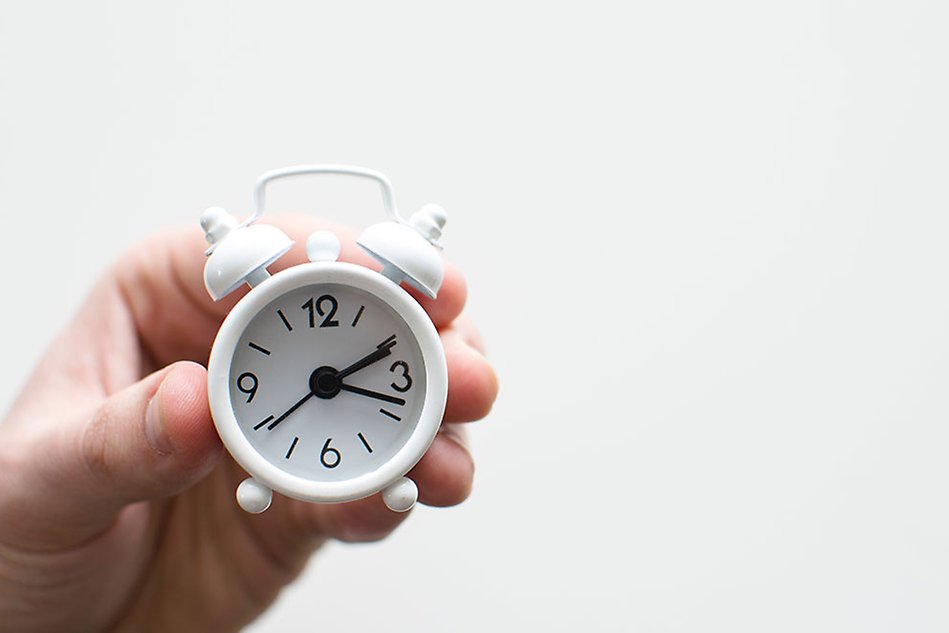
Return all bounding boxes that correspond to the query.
[200,207,294,300]
[357,204,447,298]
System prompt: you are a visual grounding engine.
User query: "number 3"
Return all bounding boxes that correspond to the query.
[389,360,412,393]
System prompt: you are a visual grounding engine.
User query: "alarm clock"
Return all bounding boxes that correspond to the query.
[199,165,448,514]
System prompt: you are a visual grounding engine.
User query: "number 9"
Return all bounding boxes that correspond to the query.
[237,372,258,403]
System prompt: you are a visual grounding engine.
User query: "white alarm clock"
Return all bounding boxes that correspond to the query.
[199,165,448,514]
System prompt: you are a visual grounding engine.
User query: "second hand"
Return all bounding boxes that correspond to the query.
[267,392,314,430]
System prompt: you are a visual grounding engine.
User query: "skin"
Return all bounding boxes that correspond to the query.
[0,215,498,632]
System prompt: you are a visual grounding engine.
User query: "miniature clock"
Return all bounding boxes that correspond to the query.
[199,165,448,514]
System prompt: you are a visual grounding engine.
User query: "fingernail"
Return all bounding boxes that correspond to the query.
[145,387,173,455]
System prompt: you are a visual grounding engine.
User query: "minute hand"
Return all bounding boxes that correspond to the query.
[336,335,397,380]
[338,383,406,406]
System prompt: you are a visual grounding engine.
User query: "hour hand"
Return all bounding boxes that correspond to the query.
[335,335,397,380]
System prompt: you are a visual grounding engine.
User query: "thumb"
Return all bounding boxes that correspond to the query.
[3,362,222,548]
[76,361,222,504]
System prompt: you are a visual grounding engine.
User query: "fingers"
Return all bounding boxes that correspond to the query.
[404,262,468,328]
[113,214,469,368]
[2,362,222,548]
[306,495,410,543]
[410,424,474,507]
[447,314,488,354]
[442,323,499,422]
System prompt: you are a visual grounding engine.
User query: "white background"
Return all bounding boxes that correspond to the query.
[2,1,948,631]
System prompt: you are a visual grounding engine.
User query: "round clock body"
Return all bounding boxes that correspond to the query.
[207,261,447,505]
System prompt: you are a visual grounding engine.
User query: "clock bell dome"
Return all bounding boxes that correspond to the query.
[357,204,447,299]
[200,206,293,301]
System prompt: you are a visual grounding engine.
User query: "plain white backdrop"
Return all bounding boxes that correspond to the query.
[2,1,949,631]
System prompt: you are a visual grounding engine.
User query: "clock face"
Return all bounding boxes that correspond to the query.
[227,282,427,482]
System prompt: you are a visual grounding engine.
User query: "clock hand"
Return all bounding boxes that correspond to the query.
[266,340,402,428]
[267,391,315,430]
[335,334,398,381]
[338,383,406,406]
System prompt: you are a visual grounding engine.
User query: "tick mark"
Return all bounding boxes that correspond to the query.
[285,436,299,459]
[379,408,401,422]
[357,432,373,453]
[277,309,293,332]
[254,415,275,431]
[248,342,271,356]
[351,305,365,327]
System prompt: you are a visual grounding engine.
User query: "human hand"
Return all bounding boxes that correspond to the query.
[0,216,498,632]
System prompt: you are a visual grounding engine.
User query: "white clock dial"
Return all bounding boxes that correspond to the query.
[227,283,427,482]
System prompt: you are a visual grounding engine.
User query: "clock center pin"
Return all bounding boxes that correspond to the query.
[310,366,341,399]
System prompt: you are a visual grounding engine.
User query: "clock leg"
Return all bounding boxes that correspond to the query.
[237,477,273,514]
[382,476,418,512]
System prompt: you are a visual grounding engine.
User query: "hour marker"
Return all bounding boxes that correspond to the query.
[351,305,365,327]
[248,342,271,356]
[357,432,373,453]
[379,408,401,422]
[277,309,293,332]
[379,334,397,349]
[253,415,275,431]
[285,436,299,459]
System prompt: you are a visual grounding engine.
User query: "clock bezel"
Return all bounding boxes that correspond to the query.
[207,261,447,504]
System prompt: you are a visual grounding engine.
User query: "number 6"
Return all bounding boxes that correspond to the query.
[321,438,341,469]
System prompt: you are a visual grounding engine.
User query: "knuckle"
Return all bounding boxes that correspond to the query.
[80,405,115,482]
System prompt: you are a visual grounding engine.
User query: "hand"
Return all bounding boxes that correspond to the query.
[0,215,498,632]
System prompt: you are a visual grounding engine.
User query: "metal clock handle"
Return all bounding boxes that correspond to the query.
[246,164,403,228]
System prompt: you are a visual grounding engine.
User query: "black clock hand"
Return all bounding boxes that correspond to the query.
[267,391,314,430]
[266,337,400,429]
[335,334,398,380]
[338,383,406,406]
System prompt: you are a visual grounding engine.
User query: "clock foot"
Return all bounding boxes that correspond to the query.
[382,477,418,512]
[237,477,273,514]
